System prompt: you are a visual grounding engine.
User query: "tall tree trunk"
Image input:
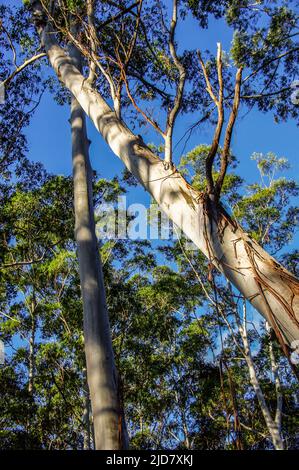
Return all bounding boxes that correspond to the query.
[69,43,128,450]
[31,2,299,347]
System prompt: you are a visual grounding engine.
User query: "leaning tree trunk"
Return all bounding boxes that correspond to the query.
[31,2,299,348]
[69,43,128,450]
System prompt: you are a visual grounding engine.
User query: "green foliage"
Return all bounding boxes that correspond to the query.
[233,152,298,250]
[66,0,84,11]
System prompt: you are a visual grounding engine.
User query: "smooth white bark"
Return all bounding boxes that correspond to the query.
[69,43,128,450]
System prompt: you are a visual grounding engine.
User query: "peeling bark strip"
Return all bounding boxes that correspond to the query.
[30,1,299,346]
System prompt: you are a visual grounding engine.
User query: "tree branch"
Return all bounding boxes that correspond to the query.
[128,69,172,100]
[1,53,47,88]
[242,47,299,85]
[214,66,242,199]
[114,0,143,118]
[121,70,165,137]
[164,0,186,168]
[86,0,98,85]
[100,0,140,27]
[198,44,224,194]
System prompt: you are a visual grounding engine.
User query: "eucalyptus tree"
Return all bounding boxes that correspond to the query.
[23,0,299,351]
[0,160,209,449]
[68,37,128,448]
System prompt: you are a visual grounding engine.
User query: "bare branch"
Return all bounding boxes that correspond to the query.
[86,0,98,85]
[100,0,140,28]
[114,0,143,118]
[198,44,224,194]
[164,0,186,168]
[1,255,45,269]
[242,47,299,85]
[197,49,218,104]
[128,69,172,100]
[125,0,143,67]
[122,70,165,137]
[1,53,47,88]
[214,66,242,199]
[241,86,293,100]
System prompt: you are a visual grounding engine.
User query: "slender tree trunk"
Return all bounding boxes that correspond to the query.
[28,302,36,396]
[69,43,128,450]
[82,368,91,450]
[266,322,283,437]
[27,298,36,438]
[31,2,299,347]
[239,303,284,450]
[222,360,244,450]
[91,415,96,450]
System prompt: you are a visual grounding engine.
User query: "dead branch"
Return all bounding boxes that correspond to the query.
[164,0,186,168]
[121,67,165,137]
[214,66,242,199]
[197,44,224,194]
[86,0,98,85]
